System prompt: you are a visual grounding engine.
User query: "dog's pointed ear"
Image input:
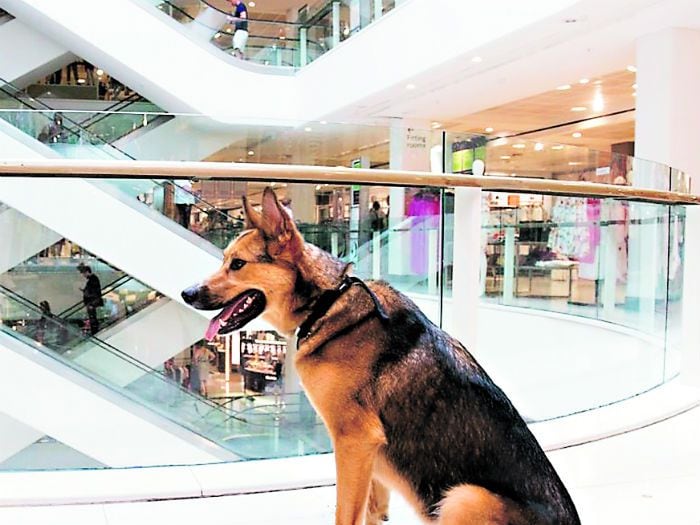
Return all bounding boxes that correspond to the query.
[242,194,262,230]
[259,187,301,257]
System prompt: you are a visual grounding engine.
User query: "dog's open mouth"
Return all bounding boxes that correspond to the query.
[205,290,266,341]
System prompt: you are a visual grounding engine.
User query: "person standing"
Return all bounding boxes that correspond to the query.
[191,345,215,396]
[229,0,249,59]
[78,263,103,335]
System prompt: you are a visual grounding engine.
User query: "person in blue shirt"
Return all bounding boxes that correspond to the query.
[229,0,249,59]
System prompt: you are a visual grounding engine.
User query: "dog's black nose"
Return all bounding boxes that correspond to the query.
[181,285,199,305]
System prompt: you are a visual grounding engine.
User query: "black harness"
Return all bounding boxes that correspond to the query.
[296,275,389,348]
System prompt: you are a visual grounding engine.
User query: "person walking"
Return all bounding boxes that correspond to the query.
[78,263,103,335]
[174,179,196,228]
[229,0,249,59]
[190,345,215,396]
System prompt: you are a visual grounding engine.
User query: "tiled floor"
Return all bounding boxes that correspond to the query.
[2,406,700,524]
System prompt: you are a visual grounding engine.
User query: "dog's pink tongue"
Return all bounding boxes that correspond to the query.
[205,304,236,341]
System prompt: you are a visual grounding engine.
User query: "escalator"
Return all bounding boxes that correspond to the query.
[0,286,332,465]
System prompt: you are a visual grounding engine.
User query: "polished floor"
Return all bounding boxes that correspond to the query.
[1,405,699,524]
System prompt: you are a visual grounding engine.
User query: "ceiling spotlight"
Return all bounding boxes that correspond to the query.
[557,84,571,91]
[472,56,482,63]
[96,69,104,76]
[568,161,582,166]
[485,127,494,133]
[632,92,637,97]
[593,80,603,85]
[571,106,587,112]
[552,145,565,150]
[249,1,255,5]
[572,132,582,138]
[512,143,526,149]
[579,78,590,84]
[534,143,544,151]
[304,127,312,132]
[626,65,637,73]
[632,83,637,89]
[431,122,442,129]
[592,92,605,112]
[500,155,511,160]
[406,83,416,90]
[320,120,327,125]
[247,150,255,156]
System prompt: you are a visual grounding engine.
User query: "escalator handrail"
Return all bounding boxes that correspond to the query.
[0,284,243,422]
[0,77,136,160]
[77,93,149,130]
[109,113,171,143]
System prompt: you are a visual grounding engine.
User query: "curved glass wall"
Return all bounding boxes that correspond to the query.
[0,117,692,470]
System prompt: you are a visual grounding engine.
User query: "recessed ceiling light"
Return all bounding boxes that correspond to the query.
[592,92,605,112]
[96,69,104,76]
[632,83,637,89]
[571,106,587,112]
[247,150,255,156]
[431,122,441,129]
[249,1,256,5]
[626,65,637,73]
[632,92,637,97]
[320,120,327,125]
[568,161,582,166]
[500,155,511,160]
[552,145,565,150]
[304,127,312,132]
[534,143,544,151]
[557,84,571,91]
[512,143,526,149]
[572,132,582,138]
[579,78,590,84]
[593,80,603,85]
[406,83,416,90]
[472,56,482,63]
[485,127,494,133]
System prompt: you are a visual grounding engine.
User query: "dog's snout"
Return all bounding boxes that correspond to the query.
[181,285,200,305]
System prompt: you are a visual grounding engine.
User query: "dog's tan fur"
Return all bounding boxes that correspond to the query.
[190,188,577,525]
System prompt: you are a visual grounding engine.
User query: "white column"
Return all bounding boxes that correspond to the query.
[287,183,316,223]
[451,188,482,352]
[635,28,700,385]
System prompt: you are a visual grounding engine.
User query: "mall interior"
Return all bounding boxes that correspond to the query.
[0,0,699,523]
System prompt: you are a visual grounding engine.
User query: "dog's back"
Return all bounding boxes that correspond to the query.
[364,281,580,524]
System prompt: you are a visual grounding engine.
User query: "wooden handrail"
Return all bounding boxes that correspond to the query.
[0,159,696,205]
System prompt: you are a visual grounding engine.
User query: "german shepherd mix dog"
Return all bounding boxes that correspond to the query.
[182,188,580,525]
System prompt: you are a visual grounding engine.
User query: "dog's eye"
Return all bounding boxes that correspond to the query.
[229,258,247,271]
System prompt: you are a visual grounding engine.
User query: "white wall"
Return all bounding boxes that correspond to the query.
[0,18,72,87]
[0,206,61,273]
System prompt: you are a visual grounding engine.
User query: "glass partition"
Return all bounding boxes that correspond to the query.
[0,120,692,470]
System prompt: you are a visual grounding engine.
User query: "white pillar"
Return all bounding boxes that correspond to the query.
[287,183,316,223]
[635,28,700,385]
[451,187,482,352]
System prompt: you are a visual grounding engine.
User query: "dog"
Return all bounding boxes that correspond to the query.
[182,187,580,525]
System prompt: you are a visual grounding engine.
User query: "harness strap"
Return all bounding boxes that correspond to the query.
[296,276,389,347]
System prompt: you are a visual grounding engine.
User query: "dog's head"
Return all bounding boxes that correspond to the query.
[182,187,313,339]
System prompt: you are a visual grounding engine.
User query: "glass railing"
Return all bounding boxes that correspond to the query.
[144,0,394,68]
[0,84,133,159]
[0,285,330,460]
[0,120,693,470]
[1,246,161,336]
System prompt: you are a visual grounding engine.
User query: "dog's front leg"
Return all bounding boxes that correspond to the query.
[334,435,382,525]
[366,478,390,525]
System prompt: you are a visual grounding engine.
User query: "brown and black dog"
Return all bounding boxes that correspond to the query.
[182,188,580,525]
